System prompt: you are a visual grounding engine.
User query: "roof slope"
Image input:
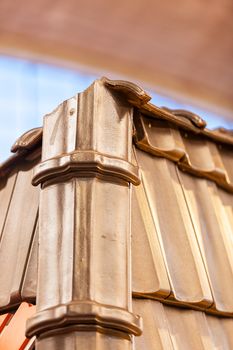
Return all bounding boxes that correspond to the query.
[0,78,233,348]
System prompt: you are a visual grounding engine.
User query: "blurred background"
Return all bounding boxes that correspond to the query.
[0,0,232,161]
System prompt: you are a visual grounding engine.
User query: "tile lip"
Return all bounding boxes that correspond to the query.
[132,295,233,318]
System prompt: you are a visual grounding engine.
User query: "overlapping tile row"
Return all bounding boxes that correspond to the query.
[104,78,233,146]
[0,160,39,311]
[133,299,233,350]
[177,172,233,313]
[132,114,233,315]
[134,113,233,193]
[132,149,213,309]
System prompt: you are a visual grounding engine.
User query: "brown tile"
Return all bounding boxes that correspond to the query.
[132,184,170,297]
[134,115,233,193]
[21,222,38,302]
[164,305,213,350]
[133,299,173,350]
[0,172,17,240]
[178,170,233,313]
[0,167,39,309]
[207,314,233,349]
[135,148,212,306]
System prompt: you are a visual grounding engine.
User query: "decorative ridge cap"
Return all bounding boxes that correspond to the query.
[213,127,233,137]
[103,77,233,145]
[102,77,151,105]
[11,127,43,153]
[0,127,42,178]
[161,107,207,129]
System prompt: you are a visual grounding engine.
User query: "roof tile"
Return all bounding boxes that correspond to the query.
[0,164,38,310]
[134,149,213,307]
[133,299,233,350]
[134,114,233,193]
[132,181,170,298]
[178,171,233,313]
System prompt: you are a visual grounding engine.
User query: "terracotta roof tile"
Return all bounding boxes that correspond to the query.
[0,313,12,333]
[0,302,35,349]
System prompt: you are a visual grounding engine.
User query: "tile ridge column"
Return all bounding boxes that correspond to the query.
[26,78,142,349]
